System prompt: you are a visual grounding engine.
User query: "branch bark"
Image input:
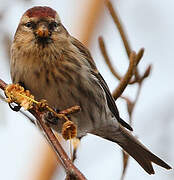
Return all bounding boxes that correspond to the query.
[0,78,87,180]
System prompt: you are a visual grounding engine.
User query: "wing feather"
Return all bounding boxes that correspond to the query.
[71,37,133,131]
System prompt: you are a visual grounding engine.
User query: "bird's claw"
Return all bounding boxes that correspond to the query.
[45,108,60,125]
[8,103,21,112]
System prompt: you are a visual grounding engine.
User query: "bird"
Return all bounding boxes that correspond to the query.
[10,6,171,175]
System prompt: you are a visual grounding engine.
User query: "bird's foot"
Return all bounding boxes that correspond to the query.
[45,108,60,125]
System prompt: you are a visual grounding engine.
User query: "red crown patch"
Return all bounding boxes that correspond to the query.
[26,6,56,19]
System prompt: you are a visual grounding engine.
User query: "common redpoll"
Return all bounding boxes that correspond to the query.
[10,6,171,174]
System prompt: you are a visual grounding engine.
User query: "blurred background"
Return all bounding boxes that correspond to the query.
[0,0,174,179]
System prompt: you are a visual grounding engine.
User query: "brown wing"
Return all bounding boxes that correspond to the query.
[71,37,133,131]
[94,73,133,131]
[70,37,97,71]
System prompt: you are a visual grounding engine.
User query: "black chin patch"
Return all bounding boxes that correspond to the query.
[36,37,52,46]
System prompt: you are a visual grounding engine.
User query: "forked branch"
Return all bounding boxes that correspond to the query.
[99,1,152,179]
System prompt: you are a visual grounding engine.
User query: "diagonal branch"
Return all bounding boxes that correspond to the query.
[31,110,86,179]
[98,36,122,80]
[99,2,152,179]
[106,1,145,82]
[112,51,139,100]
[106,1,131,57]
[0,78,87,180]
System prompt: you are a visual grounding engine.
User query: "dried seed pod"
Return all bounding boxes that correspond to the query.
[62,120,77,140]
[5,84,34,110]
[37,99,48,111]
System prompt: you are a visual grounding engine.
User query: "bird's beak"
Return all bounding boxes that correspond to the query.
[36,25,49,38]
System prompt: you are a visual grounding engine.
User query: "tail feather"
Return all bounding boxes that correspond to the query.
[92,124,172,174]
[117,126,171,174]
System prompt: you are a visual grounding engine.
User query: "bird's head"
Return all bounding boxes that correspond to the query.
[14,6,69,48]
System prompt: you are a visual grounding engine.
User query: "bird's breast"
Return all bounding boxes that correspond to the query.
[11,48,109,137]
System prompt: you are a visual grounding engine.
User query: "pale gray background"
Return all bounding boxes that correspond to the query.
[0,0,173,179]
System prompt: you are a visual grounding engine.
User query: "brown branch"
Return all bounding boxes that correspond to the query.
[0,78,87,180]
[0,79,7,90]
[129,48,144,84]
[59,105,81,116]
[98,36,122,80]
[119,65,151,180]
[120,151,129,180]
[101,2,152,179]
[106,1,146,84]
[134,48,144,81]
[99,36,144,85]
[106,1,131,57]
[31,110,86,180]
[120,84,142,180]
[140,64,152,82]
[99,38,146,85]
[112,51,140,100]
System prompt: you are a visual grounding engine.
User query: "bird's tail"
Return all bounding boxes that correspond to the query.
[92,124,171,174]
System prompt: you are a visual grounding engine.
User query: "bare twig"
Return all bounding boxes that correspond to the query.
[120,84,142,180]
[99,36,122,80]
[99,37,145,85]
[99,1,152,179]
[59,105,81,116]
[31,110,86,180]
[0,79,7,90]
[112,51,138,100]
[106,1,131,57]
[121,151,129,180]
[0,78,87,180]
[106,1,147,84]
[120,64,151,179]
[129,48,145,84]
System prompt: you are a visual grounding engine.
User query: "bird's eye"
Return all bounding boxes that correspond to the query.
[25,22,36,29]
[49,22,60,30]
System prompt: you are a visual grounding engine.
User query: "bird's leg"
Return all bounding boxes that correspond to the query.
[72,136,83,162]
[8,103,21,112]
